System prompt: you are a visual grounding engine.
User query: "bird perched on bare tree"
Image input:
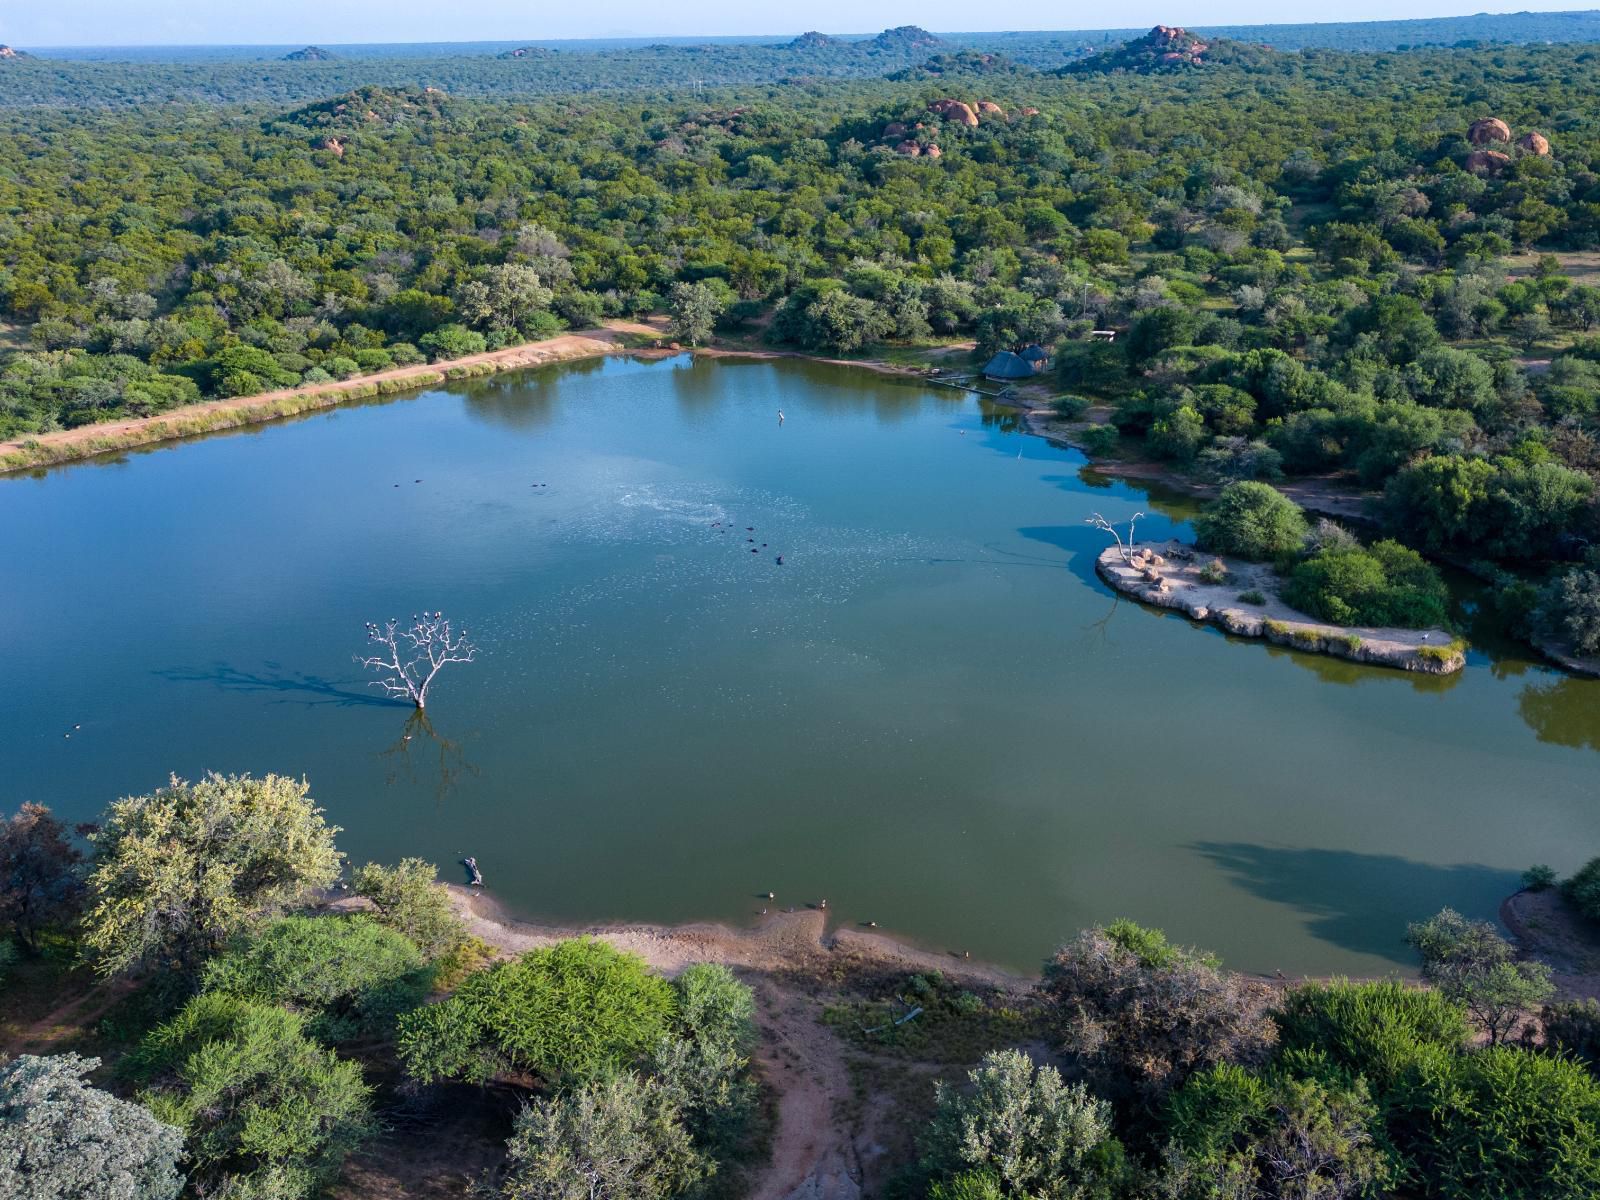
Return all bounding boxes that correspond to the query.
[357,612,478,708]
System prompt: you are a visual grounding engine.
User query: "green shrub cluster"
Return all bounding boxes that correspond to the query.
[1283,538,1450,628]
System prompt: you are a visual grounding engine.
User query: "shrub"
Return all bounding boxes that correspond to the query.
[201,914,430,1042]
[1198,559,1229,585]
[1406,908,1553,1044]
[0,1053,184,1200]
[1041,925,1273,1105]
[350,858,465,959]
[1539,999,1600,1074]
[131,993,374,1200]
[1076,424,1121,457]
[1165,1065,1394,1199]
[921,1049,1116,1200]
[1562,856,1600,924]
[398,937,676,1086]
[1193,482,1308,561]
[1237,589,1266,605]
[500,1071,705,1200]
[1394,1045,1600,1199]
[650,964,758,1149]
[928,1170,1005,1200]
[1052,395,1091,420]
[419,323,488,362]
[1283,540,1449,628]
[1538,567,1600,655]
[0,802,85,955]
[1272,981,1469,1096]
[1522,864,1557,892]
[83,773,343,976]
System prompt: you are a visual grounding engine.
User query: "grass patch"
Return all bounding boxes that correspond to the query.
[1237,589,1266,605]
[1417,638,1467,665]
[822,971,1038,1063]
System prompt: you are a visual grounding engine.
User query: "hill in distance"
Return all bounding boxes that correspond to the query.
[282,46,337,61]
[1063,24,1281,73]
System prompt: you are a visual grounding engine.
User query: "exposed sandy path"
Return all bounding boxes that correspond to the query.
[0,327,647,471]
[447,888,1027,1200]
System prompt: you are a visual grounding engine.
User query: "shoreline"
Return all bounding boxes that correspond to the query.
[0,329,949,477]
[1095,540,1466,675]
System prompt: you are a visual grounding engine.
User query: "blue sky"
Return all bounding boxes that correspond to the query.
[6,1,1597,47]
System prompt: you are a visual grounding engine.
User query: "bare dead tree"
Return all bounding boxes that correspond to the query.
[1086,511,1146,564]
[357,612,477,708]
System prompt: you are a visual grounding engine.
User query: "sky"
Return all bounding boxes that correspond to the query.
[6,0,1599,47]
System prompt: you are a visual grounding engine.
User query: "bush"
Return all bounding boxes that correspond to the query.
[131,993,374,1200]
[500,1071,705,1200]
[1283,539,1450,628]
[1237,589,1266,605]
[419,323,488,362]
[398,937,676,1086]
[1537,567,1600,655]
[1198,559,1229,585]
[1193,482,1308,561]
[1165,1064,1393,1199]
[1405,909,1552,1044]
[921,1049,1116,1199]
[0,1053,184,1200]
[1522,864,1557,892]
[1041,925,1273,1106]
[83,773,343,976]
[1272,981,1469,1096]
[1563,856,1600,924]
[1076,424,1121,457]
[0,802,85,955]
[1052,394,1091,420]
[1394,1045,1600,1199]
[650,964,758,1149]
[1539,999,1600,1074]
[201,914,430,1042]
[350,858,465,959]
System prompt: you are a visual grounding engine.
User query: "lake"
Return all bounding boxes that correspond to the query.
[2,354,1595,976]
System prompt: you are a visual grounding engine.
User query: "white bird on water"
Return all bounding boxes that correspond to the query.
[777,410,785,425]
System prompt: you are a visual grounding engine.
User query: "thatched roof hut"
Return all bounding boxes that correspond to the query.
[1019,343,1050,364]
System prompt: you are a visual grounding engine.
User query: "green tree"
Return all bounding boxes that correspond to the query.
[0,1054,184,1200]
[1193,482,1309,561]
[1406,908,1553,1044]
[500,1071,706,1200]
[1272,981,1469,1096]
[1283,539,1450,627]
[454,264,554,332]
[399,937,676,1086]
[82,773,343,976]
[922,1049,1116,1200]
[0,803,85,955]
[131,993,374,1200]
[1537,567,1600,655]
[667,281,727,347]
[350,857,466,959]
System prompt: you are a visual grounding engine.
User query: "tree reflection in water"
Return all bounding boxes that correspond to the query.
[379,710,481,803]
[1518,675,1600,752]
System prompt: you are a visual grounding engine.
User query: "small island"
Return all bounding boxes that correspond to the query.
[1097,541,1465,674]
[1093,481,1467,674]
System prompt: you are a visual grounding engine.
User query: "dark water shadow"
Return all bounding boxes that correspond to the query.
[1191,842,1520,966]
[1017,524,1137,591]
[1518,674,1600,752]
[156,663,407,709]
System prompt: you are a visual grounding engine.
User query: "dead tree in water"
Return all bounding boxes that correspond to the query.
[1086,511,1145,564]
[357,612,477,708]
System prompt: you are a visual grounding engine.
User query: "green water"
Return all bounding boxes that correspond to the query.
[2,355,1595,976]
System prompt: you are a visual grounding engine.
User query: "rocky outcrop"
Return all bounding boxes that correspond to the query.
[894,140,923,156]
[975,100,1005,117]
[0,45,24,59]
[283,45,336,61]
[1096,542,1465,675]
[317,136,344,158]
[1517,131,1551,156]
[1469,117,1512,144]
[928,98,979,127]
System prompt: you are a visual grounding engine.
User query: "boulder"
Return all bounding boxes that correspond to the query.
[1517,131,1551,156]
[317,136,345,158]
[883,121,908,138]
[924,144,943,158]
[1468,117,1512,144]
[1466,149,1510,175]
[894,140,923,157]
[975,100,1005,117]
[927,98,978,127]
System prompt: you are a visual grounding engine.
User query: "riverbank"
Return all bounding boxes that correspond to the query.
[0,328,656,475]
[1096,540,1466,674]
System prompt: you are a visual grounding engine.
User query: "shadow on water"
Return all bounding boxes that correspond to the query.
[379,710,482,804]
[1518,675,1600,752]
[156,663,407,709]
[1190,842,1521,966]
[1018,524,1146,592]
